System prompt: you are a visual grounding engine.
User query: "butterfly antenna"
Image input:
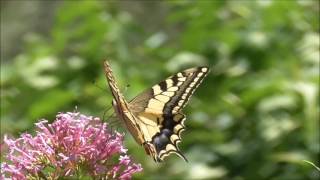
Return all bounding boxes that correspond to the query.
[93,80,108,92]
[125,84,130,90]
[123,84,131,96]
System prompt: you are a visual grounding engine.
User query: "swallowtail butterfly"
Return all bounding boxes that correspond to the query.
[103,61,209,162]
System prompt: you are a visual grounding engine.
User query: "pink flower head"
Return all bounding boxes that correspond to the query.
[1,112,142,179]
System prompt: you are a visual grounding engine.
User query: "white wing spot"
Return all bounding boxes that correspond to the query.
[153,85,162,94]
[172,106,180,113]
[162,91,175,97]
[178,77,186,81]
[166,79,173,88]
[202,68,208,72]
[170,134,180,143]
[168,87,178,91]
[155,94,170,103]
[174,124,184,133]
[166,144,176,151]
[177,73,184,78]
[148,99,165,110]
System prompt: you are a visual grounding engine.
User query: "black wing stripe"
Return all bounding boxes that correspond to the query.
[171,75,179,86]
[159,81,167,91]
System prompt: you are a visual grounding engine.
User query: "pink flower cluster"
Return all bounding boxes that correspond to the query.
[1,112,142,179]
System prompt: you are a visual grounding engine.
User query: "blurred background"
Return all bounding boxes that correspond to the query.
[1,0,319,179]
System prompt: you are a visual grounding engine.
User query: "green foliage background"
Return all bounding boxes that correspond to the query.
[1,1,319,179]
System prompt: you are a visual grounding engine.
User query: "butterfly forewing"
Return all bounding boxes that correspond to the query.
[103,61,146,145]
[129,67,209,114]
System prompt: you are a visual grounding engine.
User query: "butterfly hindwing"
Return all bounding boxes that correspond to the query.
[153,113,187,161]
